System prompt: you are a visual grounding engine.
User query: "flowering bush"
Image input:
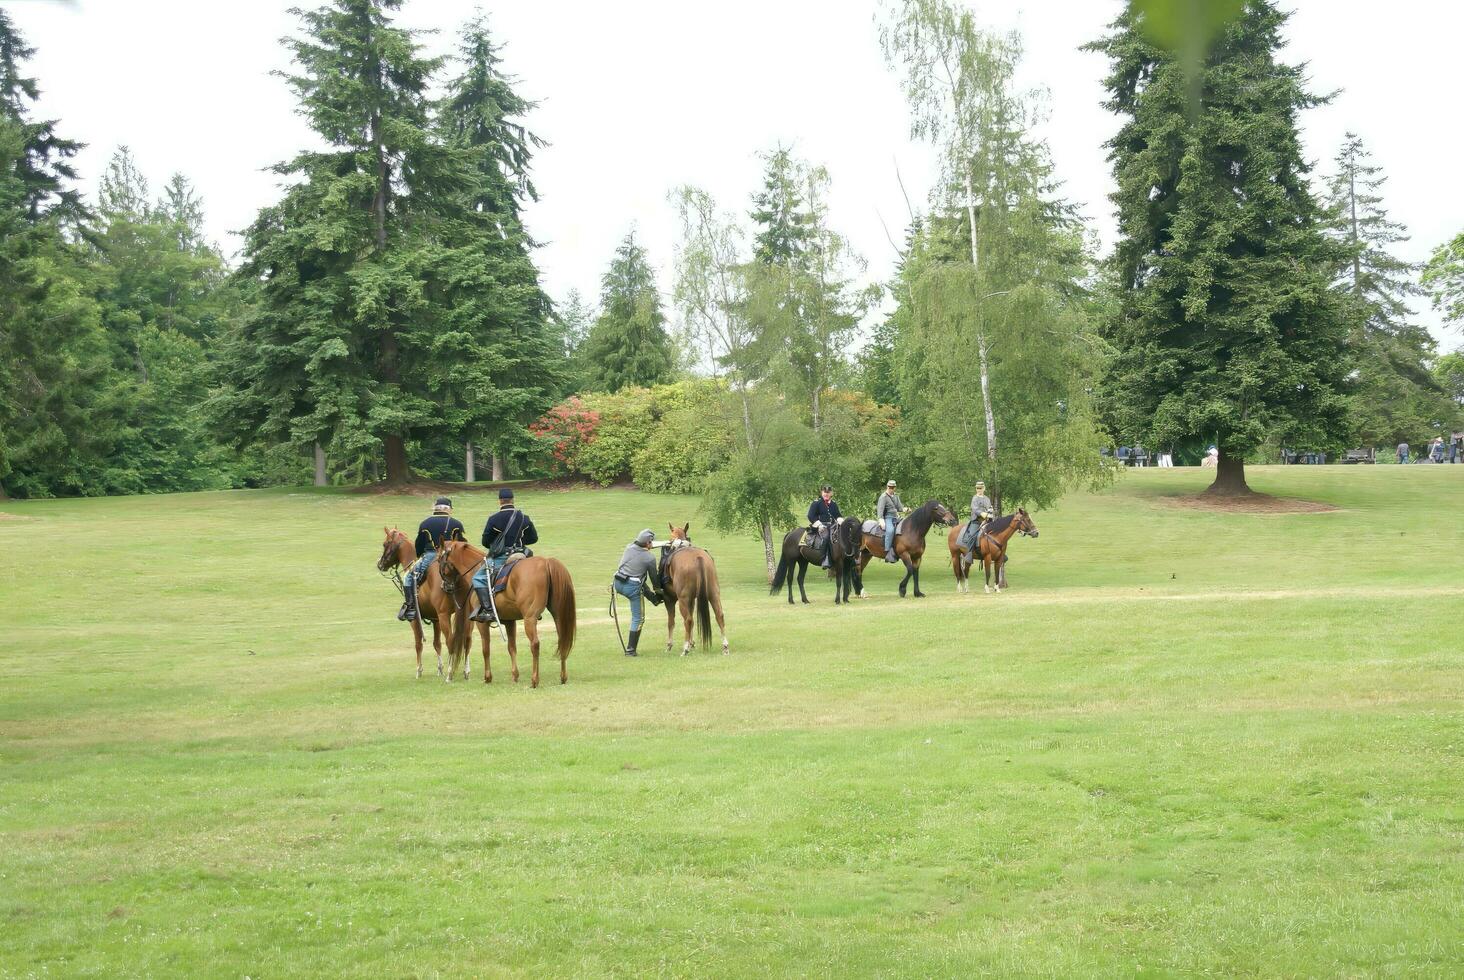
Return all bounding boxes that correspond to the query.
[528,397,600,477]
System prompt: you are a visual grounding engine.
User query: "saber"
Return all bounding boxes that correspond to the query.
[482,560,510,646]
[608,585,628,654]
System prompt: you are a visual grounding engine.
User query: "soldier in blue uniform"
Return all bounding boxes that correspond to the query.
[806,484,842,569]
[399,497,466,621]
[469,488,538,624]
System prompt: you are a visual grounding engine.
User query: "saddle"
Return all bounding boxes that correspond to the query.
[491,550,529,595]
[861,519,882,536]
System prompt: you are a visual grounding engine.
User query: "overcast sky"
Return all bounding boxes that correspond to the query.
[10,0,1461,349]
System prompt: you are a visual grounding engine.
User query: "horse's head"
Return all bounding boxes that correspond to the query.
[832,516,861,559]
[1015,508,1038,538]
[932,501,959,527]
[668,522,691,548]
[436,538,476,594]
[378,527,406,572]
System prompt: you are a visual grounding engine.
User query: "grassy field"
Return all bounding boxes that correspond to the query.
[2,466,1462,977]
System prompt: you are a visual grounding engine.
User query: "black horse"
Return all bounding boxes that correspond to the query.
[770,517,863,605]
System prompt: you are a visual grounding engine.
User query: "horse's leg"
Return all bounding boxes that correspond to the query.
[710,589,729,654]
[797,560,810,604]
[461,615,472,681]
[984,554,994,593]
[522,614,547,686]
[506,620,521,685]
[898,558,913,597]
[481,622,492,684]
[913,557,925,598]
[999,555,1008,591]
[411,619,424,679]
[432,615,446,680]
[665,592,677,652]
[681,594,694,656]
[785,554,795,605]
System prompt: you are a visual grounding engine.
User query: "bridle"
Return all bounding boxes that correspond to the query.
[378,531,407,596]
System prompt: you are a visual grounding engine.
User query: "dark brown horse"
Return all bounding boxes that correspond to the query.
[769,516,863,605]
[438,539,577,687]
[377,527,480,680]
[661,523,729,654]
[946,509,1038,593]
[857,499,959,598]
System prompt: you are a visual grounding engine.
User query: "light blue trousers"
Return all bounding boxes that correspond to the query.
[613,576,644,630]
[403,551,435,592]
[471,556,507,590]
[883,516,897,552]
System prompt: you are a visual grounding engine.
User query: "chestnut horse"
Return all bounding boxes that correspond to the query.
[661,523,730,655]
[946,509,1039,594]
[438,539,577,687]
[377,527,479,680]
[857,499,958,598]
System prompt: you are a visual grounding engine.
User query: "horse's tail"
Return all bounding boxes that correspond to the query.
[695,557,713,648]
[545,558,576,660]
[769,552,790,594]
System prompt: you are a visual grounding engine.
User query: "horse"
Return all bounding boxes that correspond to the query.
[438,539,577,688]
[660,523,730,655]
[947,508,1039,594]
[769,516,863,605]
[856,499,959,598]
[377,527,478,680]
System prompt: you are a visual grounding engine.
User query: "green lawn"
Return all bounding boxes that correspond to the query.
[2,466,1461,976]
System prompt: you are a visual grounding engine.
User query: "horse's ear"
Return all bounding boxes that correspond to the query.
[684,523,691,536]
[669,523,675,532]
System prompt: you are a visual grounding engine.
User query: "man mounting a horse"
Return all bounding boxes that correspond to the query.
[398,496,466,622]
[806,484,842,569]
[612,528,666,657]
[469,487,538,624]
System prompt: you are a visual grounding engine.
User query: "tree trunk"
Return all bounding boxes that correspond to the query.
[313,442,327,487]
[978,332,998,498]
[383,435,411,485]
[1208,451,1250,495]
[465,441,476,483]
[491,454,504,481]
[761,519,776,582]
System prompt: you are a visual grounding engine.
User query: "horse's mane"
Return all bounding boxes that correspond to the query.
[984,514,1015,535]
[439,539,485,577]
[909,499,943,528]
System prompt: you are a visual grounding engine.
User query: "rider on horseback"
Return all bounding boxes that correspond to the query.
[876,479,910,563]
[807,485,842,569]
[959,481,995,568]
[613,529,664,657]
[469,487,538,624]
[398,497,466,622]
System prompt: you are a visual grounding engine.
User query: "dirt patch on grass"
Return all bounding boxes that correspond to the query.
[1159,491,1339,514]
[345,475,636,496]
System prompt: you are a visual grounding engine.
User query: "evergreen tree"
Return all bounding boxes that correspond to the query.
[0,16,122,498]
[1322,133,1453,446]
[438,13,561,473]
[212,0,484,484]
[1087,1,1350,493]
[581,232,673,392]
[557,287,595,391]
[749,146,816,267]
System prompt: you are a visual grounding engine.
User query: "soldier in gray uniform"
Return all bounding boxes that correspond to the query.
[959,480,995,561]
[612,528,664,656]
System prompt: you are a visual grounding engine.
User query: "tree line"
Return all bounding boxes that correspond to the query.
[2,0,1461,511]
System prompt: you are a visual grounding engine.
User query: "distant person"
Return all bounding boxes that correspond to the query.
[469,488,538,624]
[1397,440,1409,464]
[1452,433,1462,464]
[398,497,465,622]
[806,485,842,569]
[612,529,664,656]
[1430,437,1445,464]
[1201,447,1218,469]
[876,479,908,563]
[958,480,995,563]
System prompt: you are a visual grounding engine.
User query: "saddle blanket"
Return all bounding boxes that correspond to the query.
[861,519,882,535]
[492,553,527,595]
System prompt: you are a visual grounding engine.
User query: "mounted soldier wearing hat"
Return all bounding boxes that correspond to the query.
[806,485,842,569]
[957,480,994,564]
[876,479,910,563]
[469,487,538,624]
[398,497,466,622]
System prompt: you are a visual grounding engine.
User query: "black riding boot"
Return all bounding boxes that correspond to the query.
[625,629,641,656]
[470,585,495,623]
[398,583,418,622]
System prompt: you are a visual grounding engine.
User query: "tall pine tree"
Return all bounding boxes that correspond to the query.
[1089,0,1349,493]
[213,0,486,484]
[1323,133,1453,446]
[581,232,673,392]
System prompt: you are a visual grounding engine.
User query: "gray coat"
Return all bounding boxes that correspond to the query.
[616,544,660,586]
[971,494,993,519]
[877,491,904,519]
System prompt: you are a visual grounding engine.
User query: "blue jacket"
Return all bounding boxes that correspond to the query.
[482,505,538,556]
[807,497,842,525]
[414,515,465,556]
